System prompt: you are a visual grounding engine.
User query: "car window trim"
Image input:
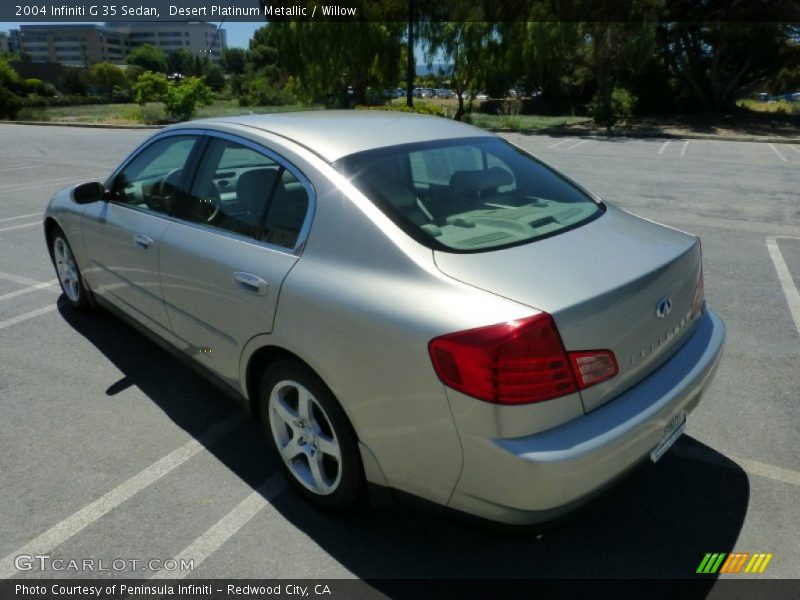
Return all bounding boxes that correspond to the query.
[187,130,316,256]
[104,129,207,192]
[103,128,317,258]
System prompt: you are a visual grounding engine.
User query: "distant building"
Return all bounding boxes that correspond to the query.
[108,22,226,63]
[0,31,9,54]
[15,22,226,67]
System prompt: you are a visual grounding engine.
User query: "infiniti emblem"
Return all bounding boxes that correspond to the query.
[655,296,672,318]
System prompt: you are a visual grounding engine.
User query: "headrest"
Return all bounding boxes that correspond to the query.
[449,166,514,198]
[236,168,280,213]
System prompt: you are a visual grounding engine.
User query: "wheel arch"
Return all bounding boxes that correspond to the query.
[245,344,327,422]
[43,217,62,259]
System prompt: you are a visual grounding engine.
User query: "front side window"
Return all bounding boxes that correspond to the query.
[335,137,602,252]
[108,135,198,214]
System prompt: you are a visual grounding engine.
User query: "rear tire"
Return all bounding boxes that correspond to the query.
[50,229,93,311]
[259,360,364,511]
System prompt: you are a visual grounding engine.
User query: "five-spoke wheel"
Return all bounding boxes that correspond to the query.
[260,360,363,510]
[269,380,342,495]
[51,230,92,310]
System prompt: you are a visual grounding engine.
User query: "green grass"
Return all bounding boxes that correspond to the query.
[17,98,588,131]
[18,99,325,125]
[737,98,799,115]
[466,113,591,130]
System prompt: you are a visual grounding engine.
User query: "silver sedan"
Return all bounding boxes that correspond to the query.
[43,111,725,525]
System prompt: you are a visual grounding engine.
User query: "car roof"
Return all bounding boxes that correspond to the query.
[171,110,493,163]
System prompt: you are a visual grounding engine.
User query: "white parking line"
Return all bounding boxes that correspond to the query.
[0,164,40,172]
[0,212,43,223]
[0,270,58,289]
[0,412,247,579]
[0,279,58,303]
[0,305,57,330]
[564,139,589,151]
[0,174,92,189]
[766,236,800,335]
[680,140,690,156]
[549,138,574,149]
[790,145,800,154]
[0,222,40,233]
[658,140,671,155]
[0,174,104,194]
[673,443,800,487]
[151,474,287,580]
[768,143,789,163]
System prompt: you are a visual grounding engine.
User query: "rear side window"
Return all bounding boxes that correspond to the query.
[179,137,310,250]
[335,137,602,252]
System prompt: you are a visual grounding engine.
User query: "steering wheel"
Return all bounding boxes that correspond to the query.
[150,168,183,212]
[196,195,221,223]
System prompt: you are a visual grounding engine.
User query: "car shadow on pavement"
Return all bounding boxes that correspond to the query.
[59,300,749,585]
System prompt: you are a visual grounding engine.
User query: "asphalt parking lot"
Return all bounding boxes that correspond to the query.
[0,123,798,585]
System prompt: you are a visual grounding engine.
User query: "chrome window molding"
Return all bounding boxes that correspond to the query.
[102,128,317,258]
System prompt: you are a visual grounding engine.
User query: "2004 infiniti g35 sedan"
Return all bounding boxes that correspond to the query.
[44,111,725,525]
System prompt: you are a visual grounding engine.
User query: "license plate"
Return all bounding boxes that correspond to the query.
[650,410,687,463]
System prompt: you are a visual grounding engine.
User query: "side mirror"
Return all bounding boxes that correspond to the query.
[72,181,106,205]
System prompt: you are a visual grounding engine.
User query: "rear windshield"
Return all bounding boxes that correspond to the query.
[334,137,602,252]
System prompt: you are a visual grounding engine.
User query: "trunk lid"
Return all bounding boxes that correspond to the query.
[433,205,702,413]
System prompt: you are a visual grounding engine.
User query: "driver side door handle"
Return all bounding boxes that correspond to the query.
[134,233,154,250]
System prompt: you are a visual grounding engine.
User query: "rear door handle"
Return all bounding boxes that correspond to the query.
[234,272,268,295]
[133,233,154,250]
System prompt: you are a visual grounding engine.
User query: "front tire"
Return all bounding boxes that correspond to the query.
[50,230,92,310]
[259,360,364,511]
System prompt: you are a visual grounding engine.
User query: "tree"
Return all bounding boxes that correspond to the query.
[133,71,169,106]
[0,57,20,89]
[89,62,128,100]
[422,20,499,120]
[267,19,404,105]
[163,76,214,120]
[167,48,196,76]
[58,67,89,95]
[204,63,226,92]
[0,58,22,119]
[221,48,246,75]
[662,21,794,111]
[127,44,168,73]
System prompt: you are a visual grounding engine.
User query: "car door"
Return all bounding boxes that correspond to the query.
[158,132,314,386]
[81,132,202,341]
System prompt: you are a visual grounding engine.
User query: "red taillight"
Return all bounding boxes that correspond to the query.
[429,313,618,405]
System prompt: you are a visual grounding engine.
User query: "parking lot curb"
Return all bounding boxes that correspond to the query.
[493,127,800,144]
[0,120,163,130]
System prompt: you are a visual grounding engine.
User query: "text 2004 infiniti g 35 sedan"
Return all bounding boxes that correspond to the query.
[44,111,725,525]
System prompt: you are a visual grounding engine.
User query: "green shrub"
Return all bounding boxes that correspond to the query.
[16,106,50,121]
[0,87,23,119]
[591,87,637,122]
[163,77,214,121]
[611,87,637,118]
[24,78,46,95]
[133,71,170,106]
[239,76,295,107]
[355,101,450,118]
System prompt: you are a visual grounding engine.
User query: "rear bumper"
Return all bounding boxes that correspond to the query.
[447,309,726,525]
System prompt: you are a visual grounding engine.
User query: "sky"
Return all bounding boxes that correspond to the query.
[0,21,264,48]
